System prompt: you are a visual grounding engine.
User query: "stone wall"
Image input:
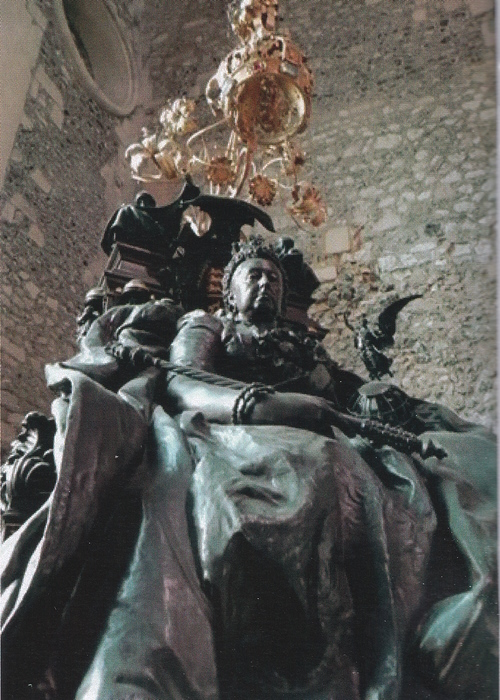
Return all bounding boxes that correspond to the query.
[306,60,496,429]
[1,0,140,451]
[1,0,496,456]
[261,0,496,430]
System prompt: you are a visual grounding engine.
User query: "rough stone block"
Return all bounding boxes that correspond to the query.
[442,170,461,184]
[411,247,435,263]
[480,108,496,121]
[379,196,395,208]
[465,169,486,179]
[371,211,401,233]
[453,201,473,212]
[416,96,436,107]
[452,244,472,257]
[10,147,22,162]
[314,265,337,282]
[31,168,51,193]
[407,128,424,141]
[433,184,454,200]
[183,17,209,30]
[343,145,359,158]
[10,192,34,218]
[411,242,437,253]
[378,255,398,273]
[35,66,63,107]
[25,281,40,299]
[1,201,16,223]
[3,338,26,362]
[431,107,451,119]
[374,134,402,150]
[402,191,416,201]
[50,102,64,129]
[27,222,45,247]
[21,112,33,129]
[316,152,338,165]
[360,186,384,199]
[413,8,427,22]
[325,226,350,255]
[463,100,480,111]
[399,254,419,267]
[29,78,39,100]
[481,179,495,192]
[466,0,494,15]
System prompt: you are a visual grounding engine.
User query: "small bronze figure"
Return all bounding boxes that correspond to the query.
[75,287,106,342]
[0,412,56,538]
[345,294,423,379]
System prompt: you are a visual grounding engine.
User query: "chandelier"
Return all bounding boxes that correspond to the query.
[125,0,326,228]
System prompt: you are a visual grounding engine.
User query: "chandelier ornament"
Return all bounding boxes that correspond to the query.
[125,0,326,228]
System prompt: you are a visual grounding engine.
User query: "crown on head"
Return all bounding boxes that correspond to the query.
[222,235,288,312]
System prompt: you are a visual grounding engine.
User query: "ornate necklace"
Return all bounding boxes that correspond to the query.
[221,317,333,383]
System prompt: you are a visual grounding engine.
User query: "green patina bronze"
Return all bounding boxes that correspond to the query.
[1,226,496,700]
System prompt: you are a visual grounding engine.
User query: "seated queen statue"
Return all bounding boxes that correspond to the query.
[1,235,497,700]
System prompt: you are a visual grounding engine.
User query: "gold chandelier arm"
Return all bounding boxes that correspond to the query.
[186,118,230,149]
[226,146,252,198]
[261,157,283,173]
[131,173,164,182]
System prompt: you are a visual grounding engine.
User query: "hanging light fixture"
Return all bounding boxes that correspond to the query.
[125,0,326,228]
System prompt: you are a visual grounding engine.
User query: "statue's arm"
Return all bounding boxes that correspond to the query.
[166,312,367,432]
[113,298,182,357]
[166,310,235,420]
[169,310,224,371]
[166,370,352,435]
[166,374,237,422]
[59,299,181,390]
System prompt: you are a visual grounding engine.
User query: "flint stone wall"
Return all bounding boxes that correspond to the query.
[306,61,496,429]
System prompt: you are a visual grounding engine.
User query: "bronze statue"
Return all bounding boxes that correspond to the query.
[1,234,497,700]
[76,287,106,342]
[344,295,423,380]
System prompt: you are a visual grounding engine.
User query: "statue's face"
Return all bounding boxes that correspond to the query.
[229,258,284,323]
